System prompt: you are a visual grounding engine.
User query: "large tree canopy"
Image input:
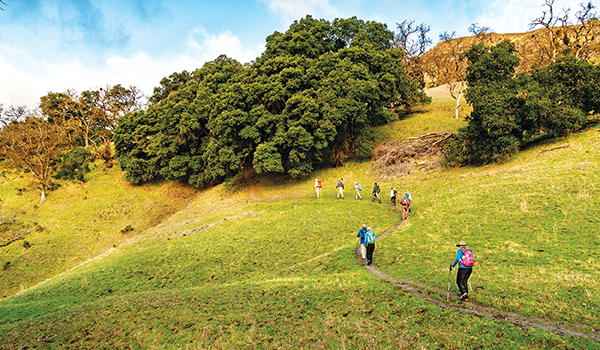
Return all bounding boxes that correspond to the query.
[115,16,429,187]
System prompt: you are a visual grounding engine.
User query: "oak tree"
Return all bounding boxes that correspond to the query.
[0,113,73,202]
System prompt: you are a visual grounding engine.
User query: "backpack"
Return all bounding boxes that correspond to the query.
[340,181,344,189]
[400,197,408,205]
[366,230,376,244]
[317,180,322,188]
[357,184,362,191]
[461,248,475,267]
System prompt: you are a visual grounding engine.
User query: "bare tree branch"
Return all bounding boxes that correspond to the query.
[394,20,433,86]
[468,23,494,36]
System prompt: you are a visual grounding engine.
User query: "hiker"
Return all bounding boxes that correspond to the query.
[356,224,368,261]
[314,178,322,199]
[390,187,397,206]
[403,190,412,207]
[354,182,363,199]
[336,178,345,199]
[372,183,381,203]
[365,227,376,265]
[450,241,475,301]
[400,190,411,220]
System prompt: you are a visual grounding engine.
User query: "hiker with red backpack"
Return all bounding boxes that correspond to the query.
[400,190,411,220]
[314,178,322,198]
[450,241,474,301]
[336,178,345,199]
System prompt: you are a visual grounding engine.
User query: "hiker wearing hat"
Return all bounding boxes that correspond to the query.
[365,227,376,265]
[353,182,363,199]
[450,241,475,301]
[356,224,368,261]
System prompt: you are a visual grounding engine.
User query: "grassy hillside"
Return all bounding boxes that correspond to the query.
[1,89,599,349]
[0,164,199,298]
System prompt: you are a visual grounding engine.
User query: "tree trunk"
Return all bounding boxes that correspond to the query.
[454,90,462,119]
[40,187,46,203]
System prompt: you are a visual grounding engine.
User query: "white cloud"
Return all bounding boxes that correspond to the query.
[0,30,265,108]
[186,28,265,64]
[261,0,339,22]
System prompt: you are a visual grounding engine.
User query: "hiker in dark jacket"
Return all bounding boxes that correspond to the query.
[372,183,381,203]
[450,241,474,301]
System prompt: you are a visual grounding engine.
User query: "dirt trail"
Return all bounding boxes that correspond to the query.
[360,211,600,341]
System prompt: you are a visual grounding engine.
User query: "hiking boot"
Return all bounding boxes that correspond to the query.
[460,293,468,301]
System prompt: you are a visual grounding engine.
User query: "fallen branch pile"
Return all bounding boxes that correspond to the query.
[368,132,453,179]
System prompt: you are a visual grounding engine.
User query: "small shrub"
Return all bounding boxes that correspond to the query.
[16,188,25,196]
[22,241,31,249]
[33,222,44,232]
[2,261,10,271]
[47,181,61,192]
[120,225,134,234]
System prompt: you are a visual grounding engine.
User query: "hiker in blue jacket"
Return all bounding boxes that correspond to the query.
[450,241,474,301]
[336,178,345,199]
[365,227,376,265]
[356,224,368,261]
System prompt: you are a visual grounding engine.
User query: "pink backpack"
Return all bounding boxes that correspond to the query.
[461,248,475,267]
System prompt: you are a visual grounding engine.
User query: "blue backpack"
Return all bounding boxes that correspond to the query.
[366,230,376,244]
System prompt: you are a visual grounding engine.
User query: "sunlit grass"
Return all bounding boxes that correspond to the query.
[0,161,198,298]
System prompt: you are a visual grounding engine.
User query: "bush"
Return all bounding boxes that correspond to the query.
[120,225,134,234]
[22,241,31,249]
[52,147,94,182]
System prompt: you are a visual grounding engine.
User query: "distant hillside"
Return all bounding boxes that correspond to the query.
[422,23,600,86]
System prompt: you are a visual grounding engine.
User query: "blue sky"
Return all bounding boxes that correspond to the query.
[0,0,585,107]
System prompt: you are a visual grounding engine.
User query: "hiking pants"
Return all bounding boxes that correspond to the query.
[360,244,366,260]
[315,187,320,198]
[355,190,362,199]
[337,187,344,198]
[456,267,472,295]
[366,243,375,265]
[391,196,396,206]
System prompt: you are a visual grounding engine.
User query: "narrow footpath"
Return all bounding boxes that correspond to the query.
[359,211,600,342]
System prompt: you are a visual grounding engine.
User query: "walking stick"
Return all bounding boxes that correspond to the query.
[447,266,452,302]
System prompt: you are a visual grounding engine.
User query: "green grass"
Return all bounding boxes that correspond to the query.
[1,87,600,348]
[0,162,198,298]
[376,85,469,141]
